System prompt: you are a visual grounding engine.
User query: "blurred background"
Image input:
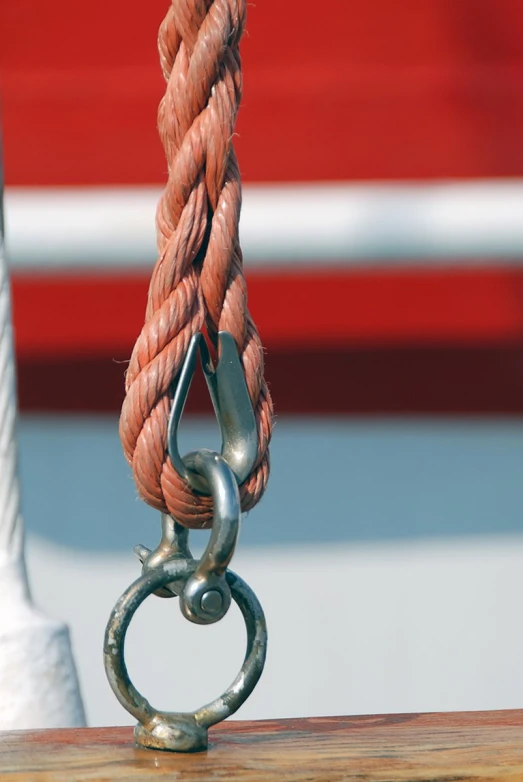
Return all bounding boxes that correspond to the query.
[1,0,523,726]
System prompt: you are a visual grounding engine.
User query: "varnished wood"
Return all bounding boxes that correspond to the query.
[1,711,523,781]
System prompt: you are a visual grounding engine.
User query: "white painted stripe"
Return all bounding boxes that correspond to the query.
[4,180,523,271]
[29,535,523,724]
[22,415,523,722]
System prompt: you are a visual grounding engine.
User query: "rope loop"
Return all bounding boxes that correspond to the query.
[118,0,273,528]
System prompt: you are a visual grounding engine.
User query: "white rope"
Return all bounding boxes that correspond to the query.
[0,227,25,568]
[0,178,86,729]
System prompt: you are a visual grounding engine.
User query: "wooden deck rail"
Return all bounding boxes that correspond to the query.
[1,710,523,780]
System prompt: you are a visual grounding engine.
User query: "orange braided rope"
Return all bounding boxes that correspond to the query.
[119,0,273,529]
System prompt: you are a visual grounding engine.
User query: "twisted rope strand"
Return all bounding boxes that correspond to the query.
[119,0,273,528]
[0,232,25,566]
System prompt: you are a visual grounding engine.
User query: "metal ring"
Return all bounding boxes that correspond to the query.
[103,558,267,753]
[133,453,242,621]
[179,450,240,624]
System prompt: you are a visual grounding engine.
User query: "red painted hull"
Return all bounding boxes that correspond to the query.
[12,267,523,360]
[2,1,523,185]
[3,1,523,413]
[12,267,523,414]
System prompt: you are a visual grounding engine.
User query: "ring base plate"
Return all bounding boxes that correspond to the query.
[135,715,207,753]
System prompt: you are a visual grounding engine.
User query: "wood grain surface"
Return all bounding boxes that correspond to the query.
[1,710,523,781]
